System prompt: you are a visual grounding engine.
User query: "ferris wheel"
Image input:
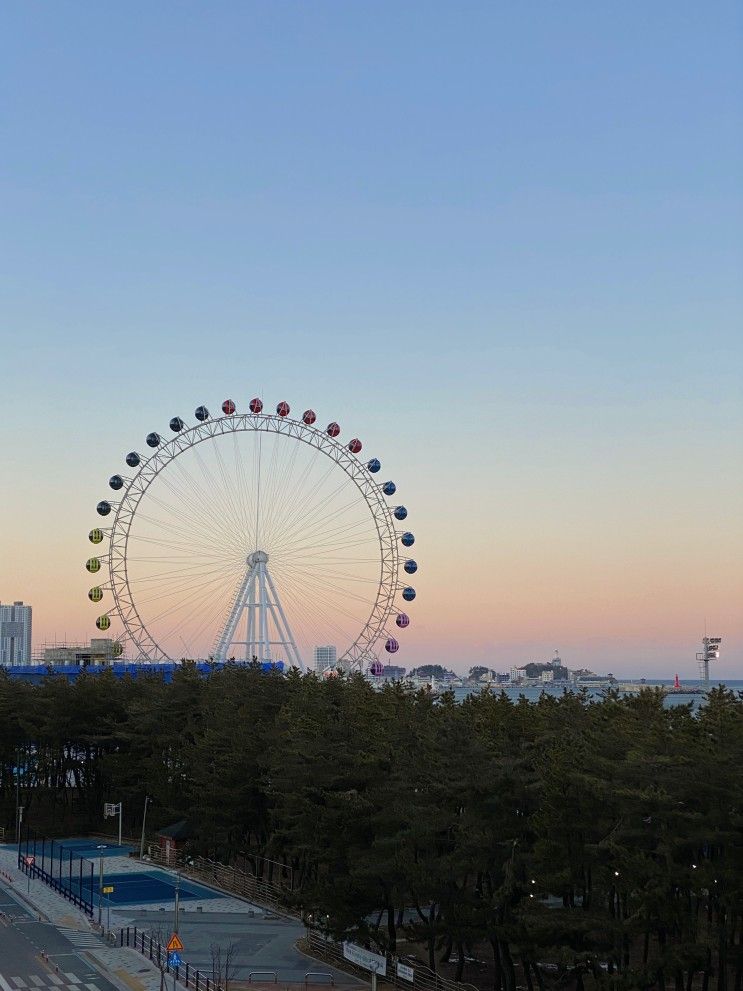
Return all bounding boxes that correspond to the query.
[85,398,417,672]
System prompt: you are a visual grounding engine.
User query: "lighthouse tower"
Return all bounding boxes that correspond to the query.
[696,636,722,686]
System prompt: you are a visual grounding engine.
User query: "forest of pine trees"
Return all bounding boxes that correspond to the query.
[1,664,742,991]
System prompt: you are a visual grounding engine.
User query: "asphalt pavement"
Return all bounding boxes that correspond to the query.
[124,909,360,984]
[0,882,119,991]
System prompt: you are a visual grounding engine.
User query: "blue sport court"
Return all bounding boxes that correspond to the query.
[22,836,222,906]
[75,870,222,906]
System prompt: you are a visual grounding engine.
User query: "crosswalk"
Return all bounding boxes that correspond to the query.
[55,927,103,948]
[0,975,103,991]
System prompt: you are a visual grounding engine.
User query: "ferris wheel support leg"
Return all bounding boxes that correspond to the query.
[214,569,252,661]
[246,575,256,662]
[258,563,270,663]
[264,568,304,671]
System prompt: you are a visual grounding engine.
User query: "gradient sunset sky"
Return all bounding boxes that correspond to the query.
[1,3,741,677]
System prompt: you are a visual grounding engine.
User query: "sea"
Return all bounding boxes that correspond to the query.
[445,679,743,709]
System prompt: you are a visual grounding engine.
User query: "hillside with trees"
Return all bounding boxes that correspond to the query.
[1,665,741,991]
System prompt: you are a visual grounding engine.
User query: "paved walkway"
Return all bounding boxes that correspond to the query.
[0,847,360,991]
[0,846,183,991]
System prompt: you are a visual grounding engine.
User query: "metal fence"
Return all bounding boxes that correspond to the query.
[121,926,221,991]
[305,932,479,991]
[17,824,95,917]
[146,846,290,912]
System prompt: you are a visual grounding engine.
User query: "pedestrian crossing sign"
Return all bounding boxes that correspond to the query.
[166,932,184,952]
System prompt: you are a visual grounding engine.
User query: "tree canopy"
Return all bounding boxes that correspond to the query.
[1,667,741,991]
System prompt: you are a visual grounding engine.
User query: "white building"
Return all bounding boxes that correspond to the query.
[314,645,337,673]
[40,639,118,667]
[540,669,554,683]
[509,666,522,683]
[0,601,33,665]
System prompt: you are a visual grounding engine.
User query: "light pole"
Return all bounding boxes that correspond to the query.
[14,748,21,844]
[139,795,151,859]
[96,844,107,926]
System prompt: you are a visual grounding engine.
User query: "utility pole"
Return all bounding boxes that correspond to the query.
[139,795,150,859]
[98,855,104,926]
[15,748,21,843]
[173,874,181,991]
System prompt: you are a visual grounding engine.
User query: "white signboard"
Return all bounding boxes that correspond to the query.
[343,942,387,977]
[397,963,415,983]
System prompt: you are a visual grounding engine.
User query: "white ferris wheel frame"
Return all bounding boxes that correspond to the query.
[100,412,402,669]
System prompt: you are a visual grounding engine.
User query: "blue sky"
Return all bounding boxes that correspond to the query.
[1,2,741,675]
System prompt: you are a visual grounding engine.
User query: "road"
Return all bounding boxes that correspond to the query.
[126,909,360,984]
[0,881,119,991]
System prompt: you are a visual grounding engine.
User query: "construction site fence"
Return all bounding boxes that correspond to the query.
[305,931,479,991]
[145,845,290,911]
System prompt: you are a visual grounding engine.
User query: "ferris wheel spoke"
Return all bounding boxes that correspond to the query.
[131,568,241,612]
[278,569,371,638]
[277,471,356,547]
[274,574,355,651]
[276,561,378,609]
[148,577,239,652]
[260,430,291,548]
[230,431,259,549]
[280,492,373,552]
[131,508,241,560]
[190,443,251,550]
[126,559,245,588]
[212,436,258,550]
[147,448,243,537]
[269,458,351,548]
[128,532,234,556]
[134,564,231,623]
[148,455,233,535]
[276,521,378,558]
[261,436,323,546]
[277,493,365,556]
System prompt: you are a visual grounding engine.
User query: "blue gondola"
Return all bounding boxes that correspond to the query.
[402,586,416,601]
[404,559,417,574]
[394,506,408,521]
[367,459,381,473]
[382,481,396,496]
[401,532,415,547]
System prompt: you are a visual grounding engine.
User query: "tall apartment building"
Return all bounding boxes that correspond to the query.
[0,601,32,665]
[314,645,337,673]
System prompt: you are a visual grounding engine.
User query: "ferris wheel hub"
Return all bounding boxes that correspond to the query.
[247,550,269,566]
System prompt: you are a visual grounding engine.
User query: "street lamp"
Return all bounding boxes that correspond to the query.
[96,844,108,926]
[139,795,151,859]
